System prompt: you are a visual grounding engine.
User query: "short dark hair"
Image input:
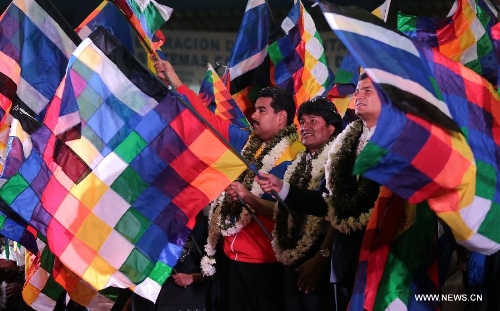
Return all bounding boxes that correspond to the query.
[358,72,369,81]
[297,97,342,136]
[256,87,296,125]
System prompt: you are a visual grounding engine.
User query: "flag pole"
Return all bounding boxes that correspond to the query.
[238,198,272,240]
[264,0,280,32]
[265,0,286,41]
[220,62,230,87]
[99,8,294,215]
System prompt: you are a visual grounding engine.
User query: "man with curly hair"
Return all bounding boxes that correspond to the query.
[153,60,304,311]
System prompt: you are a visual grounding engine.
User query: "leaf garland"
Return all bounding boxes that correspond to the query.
[324,120,381,233]
[219,124,299,225]
[273,138,334,265]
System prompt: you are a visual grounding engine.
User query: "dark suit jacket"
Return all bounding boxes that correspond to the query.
[283,180,328,217]
[282,178,364,284]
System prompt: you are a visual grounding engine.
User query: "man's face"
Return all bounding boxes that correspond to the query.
[299,114,335,153]
[251,97,285,141]
[354,78,382,124]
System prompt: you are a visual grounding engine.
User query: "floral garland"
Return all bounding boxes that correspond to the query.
[201,124,299,276]
[201,203,219,276]
[323,120,381,234]
[218,124,299,235]
[272,138,335,266]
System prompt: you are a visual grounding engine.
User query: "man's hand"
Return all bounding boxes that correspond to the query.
[255,171,284,194]
[152,59,183,88]
[295,255,329,294]
[225,182,252,202]
[172,273,194,287]
[5,282,22,298]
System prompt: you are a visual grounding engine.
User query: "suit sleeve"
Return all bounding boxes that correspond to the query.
[283,181,328,217]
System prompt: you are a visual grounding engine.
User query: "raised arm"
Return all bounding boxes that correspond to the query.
[154,60,241,145]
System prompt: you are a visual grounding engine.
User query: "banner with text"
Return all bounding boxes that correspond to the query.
[152,30,348,91]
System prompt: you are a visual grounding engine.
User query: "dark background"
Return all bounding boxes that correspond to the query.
[0,0,455,31]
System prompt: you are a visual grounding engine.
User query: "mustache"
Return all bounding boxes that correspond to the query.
[252,120,259,126]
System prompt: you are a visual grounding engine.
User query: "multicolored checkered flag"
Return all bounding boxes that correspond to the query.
[320,2,500,255]
[269,0,333,112]
[1,27,246,304]
[398,0,499,86]
[198,63,250,129]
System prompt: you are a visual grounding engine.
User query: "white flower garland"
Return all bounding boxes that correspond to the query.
[219,136,293,236]
[201,134,297,276]
[272,139,334,265]
[323,121,374,234]
[200,203,219,276]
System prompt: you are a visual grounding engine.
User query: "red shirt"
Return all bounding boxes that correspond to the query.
[223,214,277,263]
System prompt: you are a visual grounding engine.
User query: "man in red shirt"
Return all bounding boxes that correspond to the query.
[154,60,304,311]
